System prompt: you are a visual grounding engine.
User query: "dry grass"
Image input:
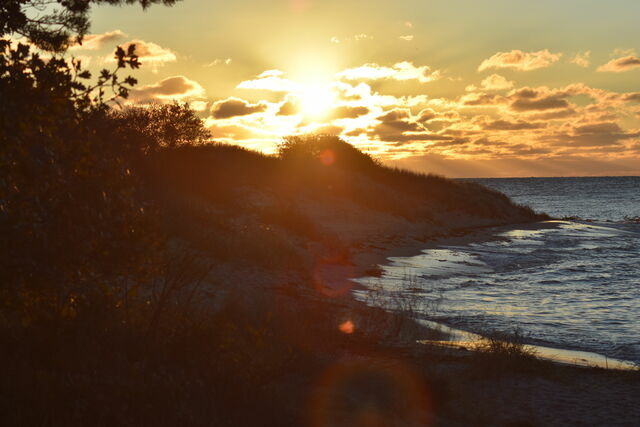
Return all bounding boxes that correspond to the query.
[468,329,545,376]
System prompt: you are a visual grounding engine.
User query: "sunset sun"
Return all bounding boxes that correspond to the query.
[298,83,336,119]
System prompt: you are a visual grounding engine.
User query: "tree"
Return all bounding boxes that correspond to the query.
[0,0,182,323]
[1,0,179,52]
[108,102,211,153]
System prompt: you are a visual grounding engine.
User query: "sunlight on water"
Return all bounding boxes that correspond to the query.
[353,219,640,367]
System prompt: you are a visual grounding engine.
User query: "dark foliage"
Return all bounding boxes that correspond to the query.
[1,0,179,52]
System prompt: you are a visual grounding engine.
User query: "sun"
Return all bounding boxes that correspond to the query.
[298,83,336,119]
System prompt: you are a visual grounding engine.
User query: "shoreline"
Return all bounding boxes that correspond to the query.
[345,219,639,371]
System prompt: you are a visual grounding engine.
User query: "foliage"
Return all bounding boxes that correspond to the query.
[0,41,163,324]
[278,134,379,172]
[470,329,542,375]
[1,0,179,52]
[0,1,190,325]
[108,102,211,153]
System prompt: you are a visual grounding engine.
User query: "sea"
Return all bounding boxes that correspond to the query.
[353,176,640,368]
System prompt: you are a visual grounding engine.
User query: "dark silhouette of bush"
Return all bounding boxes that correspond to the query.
[109,102,211,153]
[279,134,379,172]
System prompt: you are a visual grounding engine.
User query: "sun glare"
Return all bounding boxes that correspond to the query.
[298,83,335,119]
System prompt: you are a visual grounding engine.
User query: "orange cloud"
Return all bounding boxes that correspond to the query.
[70,30,126,50]
[569,51,591,68]
[479,49,562,71]
[108,39,176,68]
[597,55,640,72]
[337,62,440,83]
[466,74,514,92]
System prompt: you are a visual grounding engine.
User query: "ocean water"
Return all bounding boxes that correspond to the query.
[354,176,640,366]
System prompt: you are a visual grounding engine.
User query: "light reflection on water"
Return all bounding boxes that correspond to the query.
[353,221,640,367]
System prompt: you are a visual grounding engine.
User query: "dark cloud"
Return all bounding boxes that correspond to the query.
[129,76,205,103]
[483,120,546,131]
[549,122,639,147]
[511,96,568,111]
[575,122,623,134]
[509,88,569,111]
[462,93,503,106]
[211,97,267,119]
[417,108,437,122]
[623,93,640,102]
[366,109,424,143]
[528,109,578,120]
[472,138,508,146]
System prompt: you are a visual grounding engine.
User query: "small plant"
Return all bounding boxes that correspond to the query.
[469,328,541,375]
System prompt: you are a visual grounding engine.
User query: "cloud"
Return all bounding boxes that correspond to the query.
[277,99,298,115]
[597,55,640,72]
[478,49,562,71]
[483,119,546,131]
[354,34,373,41]
[329,34,373,43]
[211,97,267,119]
[337,61,440,83]
[237,70,302,92]
[109,39,177,68]
[509,87,569,111]
[466,74,514,92]
[129,75,205,103]
[624,93,640,102]
[204,58,232,67]
[330,106,370,119]
[399,35,414,41]
[375,109,423,133]
[70,30,126,50]
[550,122,639,147]
[570,51,591,68]
[461,93,504,106]
[364,109,457,144]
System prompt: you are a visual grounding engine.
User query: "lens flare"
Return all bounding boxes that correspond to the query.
[309,359,433,427]
[318,149,335,166]
[339,320,354,334]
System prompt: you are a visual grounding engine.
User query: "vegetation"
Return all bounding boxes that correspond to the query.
[470,329,542,375]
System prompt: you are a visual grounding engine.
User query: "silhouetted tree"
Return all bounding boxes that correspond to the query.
[1,0,179,52]
[0,0,184,323]
[108,102,211,153]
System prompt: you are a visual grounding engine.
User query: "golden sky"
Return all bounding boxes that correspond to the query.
[78,0,640,177]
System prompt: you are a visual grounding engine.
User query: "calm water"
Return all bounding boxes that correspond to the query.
[354,176,640,365]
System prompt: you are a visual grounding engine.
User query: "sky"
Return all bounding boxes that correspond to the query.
[74,0,640,177]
